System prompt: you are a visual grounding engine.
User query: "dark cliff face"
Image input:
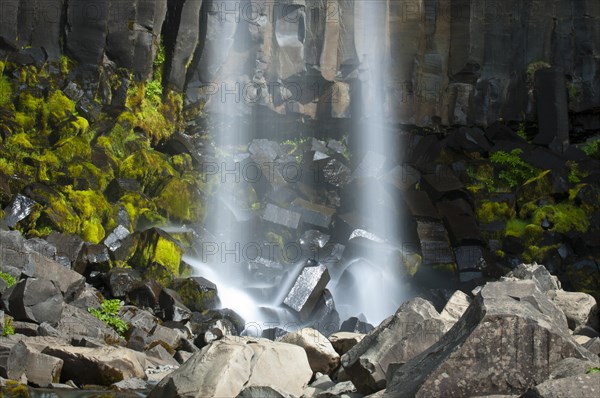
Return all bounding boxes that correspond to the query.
[1,0,599,129]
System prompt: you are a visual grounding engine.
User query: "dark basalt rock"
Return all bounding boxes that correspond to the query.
[6,278,64,325]
[170,277,219,312]
[307,289,340,337]
[106,268,142,299]
[4,194,38,228]
[158,287,192,322]
[74,243,111,277]
[105,179,142,202]
[340,317,374,334]
[290,198,335,229]
[283,262,330,321]
[46,231,85,268]
[127,280,163,310]
[261,203,302,230]
[415,220,455,266]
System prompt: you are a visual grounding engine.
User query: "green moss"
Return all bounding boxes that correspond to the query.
[476,201,515,223]
[119,149,175,193]
[505,219,529,238]
[0,75,12,107]
[581,137,600,158]
[132,229,183,285]
[517,169,553,209]
[566,160,587,184]
[47,90,75,124]
[54,136,92,163]
[523,244,560,264]
[466,163,496,193]
[531,203,589,234]
[155,177,204,222]
[2,379,30,397]
[2,317,15,336]
[172,278,217,311]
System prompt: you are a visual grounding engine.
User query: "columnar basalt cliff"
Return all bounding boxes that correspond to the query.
[2,0,599,130]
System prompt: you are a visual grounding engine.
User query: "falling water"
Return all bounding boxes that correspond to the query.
[192,0,412,332]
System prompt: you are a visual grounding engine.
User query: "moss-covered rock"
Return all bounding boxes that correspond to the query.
[155,176,205,222]
[119,149,175,194]
[531,203,589,234]
[131,228,184,286]
[476,201,515,223]
[170,277,219,311]
[516,169,552,208]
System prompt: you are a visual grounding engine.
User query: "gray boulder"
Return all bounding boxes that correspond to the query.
[279,328,340,375]
[546,290,597,330]
[5,278,63,325]
[384,281,598,398]
[521,373,600,398]
[341,298,449,394]
[149,336,312,398]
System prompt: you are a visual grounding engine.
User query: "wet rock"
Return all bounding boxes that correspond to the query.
[262,203,302,230]
[328,332,365,356]
[521,373,600,398]
[158,288,192,322]
[248,139,283,162]
[24,238,57,261]
[384,281,598,398]
[416,220,455,266]
[127,280,163,310]
[148,336,312,398]
[322,157,352,188]
[4,194,38,228]
[341,298,449,394]
[340,317,374,334]
[436,199,482,245]
[131,228,184,285]
[42,344,146,386]
[103,224,131,252]
[106,268,142,298]
[403,190,439,219]
[171,277,219,312]
[74,243,111,277]
[308,289,340,337]
[291,198,336,229]
[351,151,386,180]
[5,278,63,325]
[283,263,330,321]
[279,328,340,375]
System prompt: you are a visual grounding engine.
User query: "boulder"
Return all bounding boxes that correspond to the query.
[546,290,597,330]
[158,288,192,322]
[548,357,600,379]
[328,332,365,356]
[170,277,219,311]
[341,298,449,394]
[106,267,142,298]
[6,278,63,325]
[262,203,302,230]
[506,263,560,293]
[283,263,330,321]
[237,385,296,398]
[6,341,63,387]
[279,328,340,375]
[384,281,598,398]
[55,304,121,343]
[148,336,312,398]
[439,290,472,325]
[521,373,600,398]
[42,344,146,385]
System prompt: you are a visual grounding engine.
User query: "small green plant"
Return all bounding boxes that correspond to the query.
[586,367,600,374]
[3,317,15,336]
[0,271,16,287]
[581,137,600,158]
[88,299,128,336]
[566,160,587,184]
[490,149,539,187]
[516,122,527,141]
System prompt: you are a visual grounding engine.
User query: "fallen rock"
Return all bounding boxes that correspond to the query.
[439,290,472,325]
[106,267,142,298]
[384,281,598,398]
[237,385,296,398]
[6,341,63,387]
[6,278,63,325]
[316,380,358,398]
[341,298,449,394]
[283,263,330,321]
[42,345,146,385]
[548,357,600,379]
[506,263,560,293]
[148,336,312,398]
[158,288,192,322]
[547,290,597,330]
[328,332,365,356]
[279,328,340,375]
[521,373,600,398]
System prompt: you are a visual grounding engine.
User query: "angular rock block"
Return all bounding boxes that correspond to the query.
[341,298,449,394]
[351,151,386,180]
[8,341,63,387]
[149,336,312,398]
[42,344,146,386]
[171,277,219,311]
[262,203,302,230]
[416,220,454,266]
[103,224,131,252]
[159,288,192,322]
[106,267,142,298]
[384,281,598,398]
[534,68,570,149]
[283,263,330,321]
[522,373,600,398]
[6,278,63,325]
[291,198,335,229]
[4,194,38,228]
[279,328,340,375]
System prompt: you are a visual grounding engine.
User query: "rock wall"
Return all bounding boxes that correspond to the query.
[1,0,599,128]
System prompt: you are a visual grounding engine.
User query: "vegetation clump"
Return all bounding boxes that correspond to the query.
[88,299,128,336]
[0,271,16,287]
[490,149,539,187]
